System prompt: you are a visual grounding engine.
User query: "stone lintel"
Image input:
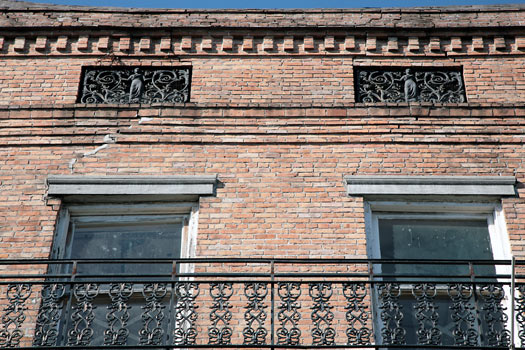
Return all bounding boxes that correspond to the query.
[344,175,516,196]
[47,175,218,196]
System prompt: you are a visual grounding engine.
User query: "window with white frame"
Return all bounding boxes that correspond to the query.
[48,203,197,347]
[344,175,516,348]
[365,201,512,348]
[35,176,217,348]
[366,201,511,278]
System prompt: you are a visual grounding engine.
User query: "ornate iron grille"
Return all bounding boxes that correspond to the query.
[0,258,523,349]
[77,66,191,104]
[355,67,466,103]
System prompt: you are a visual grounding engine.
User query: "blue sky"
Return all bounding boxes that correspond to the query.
[24,0,524,8]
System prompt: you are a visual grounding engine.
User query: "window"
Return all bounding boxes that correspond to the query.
[345,175,516,348]
[365,201,512,348]
[367,202,509,279]
[49,204,194,347]
[36,176,217,348]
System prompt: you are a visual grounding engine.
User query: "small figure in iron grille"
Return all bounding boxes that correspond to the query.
[128,68,145,103]
[402,69,418,102]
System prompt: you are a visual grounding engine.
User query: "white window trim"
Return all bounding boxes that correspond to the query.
[365,200,512,264]
[53,203,199,266]
[365,200,514,347]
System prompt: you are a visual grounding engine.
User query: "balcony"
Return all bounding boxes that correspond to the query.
[0,258,523,349]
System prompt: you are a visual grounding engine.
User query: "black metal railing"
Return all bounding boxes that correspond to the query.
[0,258,524,349]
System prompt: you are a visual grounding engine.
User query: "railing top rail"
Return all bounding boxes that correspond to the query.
[0,257,517,264]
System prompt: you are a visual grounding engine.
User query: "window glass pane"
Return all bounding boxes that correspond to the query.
[67,219,183,276]
[378,219,495,278]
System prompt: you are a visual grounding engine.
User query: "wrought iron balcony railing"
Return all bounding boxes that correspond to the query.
[0,258,524,349]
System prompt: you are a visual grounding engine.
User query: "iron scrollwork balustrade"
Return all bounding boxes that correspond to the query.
[276,282,302,345]
[1,259,524,348]
[412,283,441,346]
[479,284,511,347]
[448,283,478,346]
[343,282,371,345]
[67,283,100,346]
[355,67,466,103]
[104,283,133,346]
[79,66,191,104]
[377,283,406,345]
[243,282,268,345]
[173,282,200,346]
[0,284,32,348]
[309,282,335,346]
[208,283,233,345]
[33,283,65,347]
[516,284,525,345]
[139,283,167,346]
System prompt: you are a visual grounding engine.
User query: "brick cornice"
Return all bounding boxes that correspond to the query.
[0,32,523,57]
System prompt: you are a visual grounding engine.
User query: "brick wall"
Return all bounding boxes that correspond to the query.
[1,105,525,260]
[0,4,523,260]
[1,4,525,348]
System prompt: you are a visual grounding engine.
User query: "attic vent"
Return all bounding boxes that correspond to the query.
[355,67,466,103]
[78,66,191,104]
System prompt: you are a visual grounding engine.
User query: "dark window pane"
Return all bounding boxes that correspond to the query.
[378,219,495,278]
[67,219,183,277]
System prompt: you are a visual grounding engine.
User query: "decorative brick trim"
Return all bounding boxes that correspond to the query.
[139,36,151,52]
[77,35,89,50]
[119,37,131,52]
[387,37,399,52]
[97,36,109,51]
[366,36,377,51]
[35,36,47,51]
[222,36,233,51]
[13,37,25,51]
[0,33,524,57]
[160,36,171,51]
[263,36,274,51]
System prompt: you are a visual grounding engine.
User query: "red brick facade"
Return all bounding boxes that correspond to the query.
[1,2,525,348]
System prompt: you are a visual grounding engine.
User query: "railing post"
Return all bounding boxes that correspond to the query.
[368,261,378,350]
[270,259,275,350]
[167,260,177,347]
[511,256,516,350]
[60,260,77,346]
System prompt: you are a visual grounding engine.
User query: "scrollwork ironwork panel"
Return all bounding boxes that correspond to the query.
[243,282,268,345]
[209,283,233,345]
[67,283,100,346]
[309,283,335,346]
[355,67,466,103]
[448,283,478,346]
[412,283,441,345]
[78,66,191,104]
[277,282,302,345]
[104,283,133,346]
[33,283,66,347]
[478,284,511,347]
[343,283,371,345]
[173,282,200,346]
[139,283,167,345]
[377,283,406,345]
[0,284,32,348]
[516,284,525,345]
